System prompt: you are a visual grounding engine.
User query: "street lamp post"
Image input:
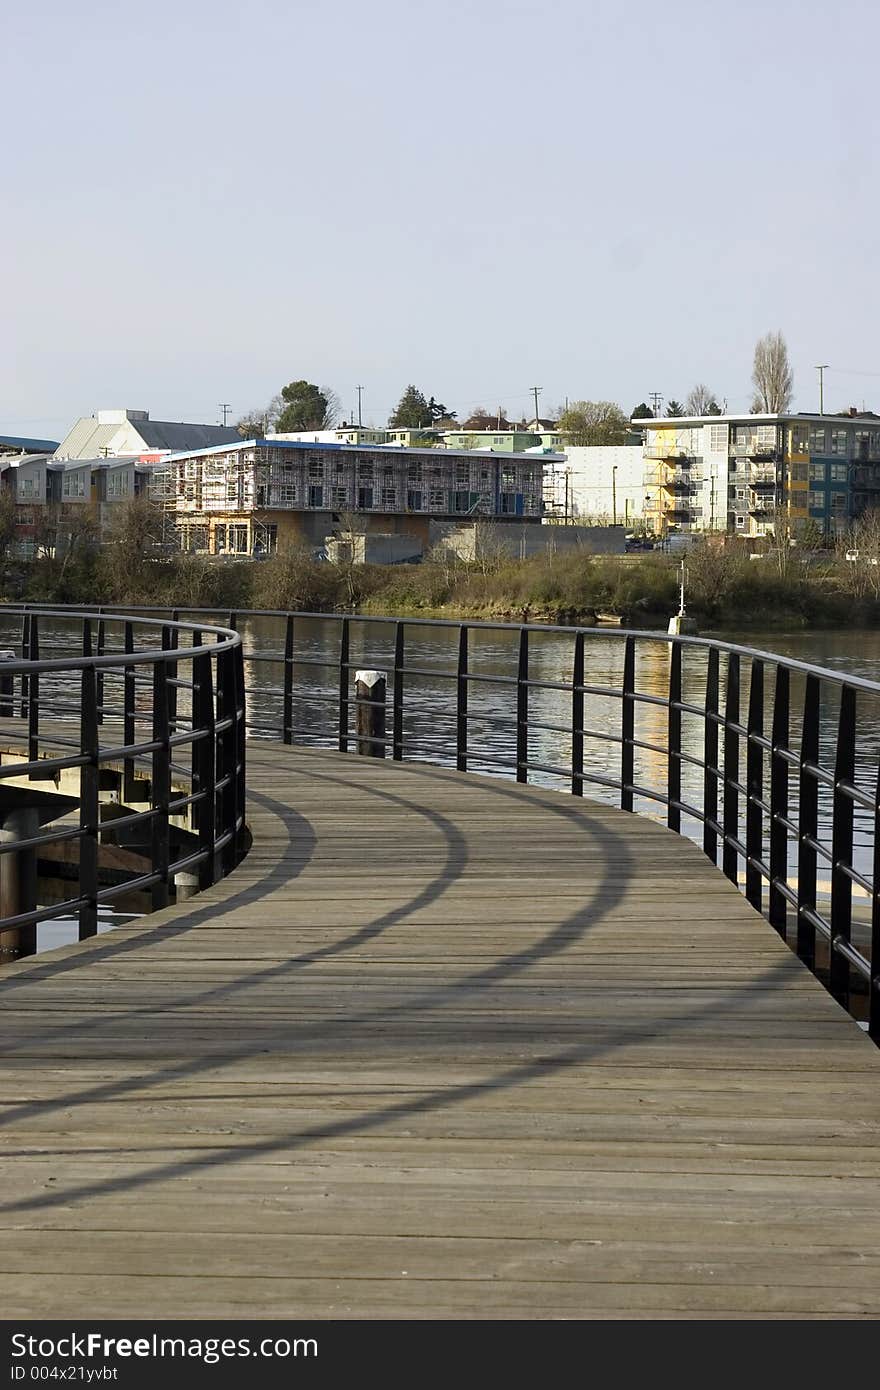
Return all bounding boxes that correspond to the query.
[612,465,618,526]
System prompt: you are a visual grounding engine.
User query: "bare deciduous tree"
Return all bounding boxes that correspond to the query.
[837,510,880,599]
[685,384,718,416]
[751,332,794,413]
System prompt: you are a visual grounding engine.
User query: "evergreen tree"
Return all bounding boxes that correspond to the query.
[389,386,431,428]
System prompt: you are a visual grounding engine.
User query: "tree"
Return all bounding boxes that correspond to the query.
[427,397,456,424]
[462,407,509,430]
[275,381,339,433]
[751,331,794,413]
[630,402,654,420]
[666,400,685,417]
[389,386,433,428]
[685,384,718,417]
[0,489,16,564]
[557,401,629,447]
[236,394,282,437]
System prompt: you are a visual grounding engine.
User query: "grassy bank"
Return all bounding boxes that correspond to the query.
[3,542,878,630]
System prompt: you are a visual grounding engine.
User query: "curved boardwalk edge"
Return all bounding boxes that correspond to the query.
[1,745,879,1319]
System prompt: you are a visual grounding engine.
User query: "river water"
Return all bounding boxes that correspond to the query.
[2,611,879,954]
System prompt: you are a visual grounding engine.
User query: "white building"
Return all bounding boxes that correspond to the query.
[54,408,240,460]
[544,445,645,527]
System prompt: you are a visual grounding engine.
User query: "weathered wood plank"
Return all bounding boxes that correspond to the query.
[0,743,878,1320]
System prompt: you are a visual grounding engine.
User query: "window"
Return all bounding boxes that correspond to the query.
[809,462,826,481]
[429,488,445,509]
[380,487,396,508]
[18,477,35,497]
[231,525,248,553]
[830,491,848,513]
[332,486,348,506]
[830,464,848,481]
[456,463,470,484]
[107,471,130,498]
[308,485,323,507]
[831,429,849,455]
[357,487,373,509]
[808,490,825,509]
[406,463,422,481]
[790,463,808,482]
[62,472,86,498]
[407,489,423,511]
[810,427,827,454]
[709,424,727,452]
[280,484,296,505]
[357,464,374,479]
[736,515,745,528]
[855,430,871,460]
[214,524,226,552]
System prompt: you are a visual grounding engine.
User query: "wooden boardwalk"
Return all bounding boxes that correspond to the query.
[1,744,880,1319]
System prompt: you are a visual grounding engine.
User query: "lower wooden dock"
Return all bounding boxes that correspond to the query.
[1,745,879,1319]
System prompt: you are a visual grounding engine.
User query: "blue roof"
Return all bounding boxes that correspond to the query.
[0,434,60,453]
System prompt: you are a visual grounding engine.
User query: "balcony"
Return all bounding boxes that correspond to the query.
[666,504,692,520]
[749,466,777,487]
[749,501,777,517]
[644,446,696,463]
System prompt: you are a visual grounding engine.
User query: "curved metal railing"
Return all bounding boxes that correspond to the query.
[5,604,879,1041]
[0,608,247,958]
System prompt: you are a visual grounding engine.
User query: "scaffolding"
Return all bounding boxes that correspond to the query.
[154,443,550,554]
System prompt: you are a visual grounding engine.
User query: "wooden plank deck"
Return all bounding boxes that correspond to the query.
[1,743,879,1319]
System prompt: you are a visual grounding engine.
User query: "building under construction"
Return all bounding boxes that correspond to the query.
[152,439,558,554]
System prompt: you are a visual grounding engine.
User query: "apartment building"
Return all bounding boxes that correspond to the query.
[155,438,555,555]
[1,454,154,557]
[637,411,880,538]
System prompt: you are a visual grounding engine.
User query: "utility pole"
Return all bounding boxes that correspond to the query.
[356,386,364,428]
[815,365,829,416]
[219,403,231,426]
[649,391,663,417]
[531,386,542,429]
[612,465,618,526]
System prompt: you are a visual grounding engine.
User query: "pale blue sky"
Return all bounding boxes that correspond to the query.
[4,0,880,434]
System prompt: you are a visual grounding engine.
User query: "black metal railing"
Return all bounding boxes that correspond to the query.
[5,604,879,1043]
[0,608,247,958]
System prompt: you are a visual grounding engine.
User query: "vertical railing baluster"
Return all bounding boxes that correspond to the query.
[392,622,404,761]
[745,659,764,911]
[123,620,135,802]
[830,685,856,1008]
[166,613,179,735]
[797,674,820,972]
[96,613,106,726]
[78,660,99,940]
[667,640,682,832]
[456,626,469,773]
[621,635,635,812]
[19,610,30,720]
[723,651,740,884]
[338,617,350,753]
[870,759,880,1043]
[516,628,529,783]
[571,631,584,797]
[234,637,246,857]
[27,614,39,780]
[191,633,216,891]
[283,614,294,745]
[703,647,720,862]
[769,664,790,937]
[150,636,171,912]
[218,646,238,875]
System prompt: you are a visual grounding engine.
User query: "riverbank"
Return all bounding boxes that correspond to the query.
[5,543,880,630]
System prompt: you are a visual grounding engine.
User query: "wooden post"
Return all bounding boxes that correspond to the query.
[355,669,386,757]
[0,807,39,960]
[0,649,15,718]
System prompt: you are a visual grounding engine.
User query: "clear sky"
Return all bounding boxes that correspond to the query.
[4,0,880,435]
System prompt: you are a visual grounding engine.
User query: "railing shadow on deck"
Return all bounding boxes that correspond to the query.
[3,603,880,1041]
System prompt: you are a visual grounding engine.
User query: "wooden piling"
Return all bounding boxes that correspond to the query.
[355,669,386,757]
